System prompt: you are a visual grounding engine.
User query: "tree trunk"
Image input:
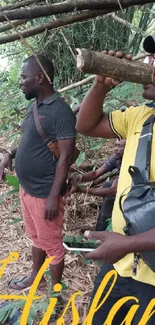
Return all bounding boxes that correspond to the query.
[76,49,153,85]
[0,0,154,22]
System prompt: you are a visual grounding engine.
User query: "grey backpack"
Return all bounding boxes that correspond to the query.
[119,114,155,273]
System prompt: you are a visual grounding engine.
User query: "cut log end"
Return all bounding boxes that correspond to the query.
[76,48,85,69]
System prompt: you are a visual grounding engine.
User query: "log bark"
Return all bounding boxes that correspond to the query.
[0,0,43,12]
[76,49,153,85]
[0,19,28,33]
[0,10,107,44]
[0,0,154,22]
[58,54,149,93]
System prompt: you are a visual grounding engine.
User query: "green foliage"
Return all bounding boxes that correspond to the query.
[106,219,112,231]
[0,175,19,204]
[76,151,86,166]
[64,234,99,249]
[6,175,19,190]
[0,301,24,325]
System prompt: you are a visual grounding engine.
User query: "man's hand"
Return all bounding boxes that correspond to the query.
[0,153,12,181]
[82,230,131,263]
[70,182,80,194]
[69,175,81,194]
[96,50,132,88]
[44,195,59,221]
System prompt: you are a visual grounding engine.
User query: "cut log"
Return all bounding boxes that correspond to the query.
[76,49,153,85]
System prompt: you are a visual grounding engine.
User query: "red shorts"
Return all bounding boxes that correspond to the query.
[20,187,65,265]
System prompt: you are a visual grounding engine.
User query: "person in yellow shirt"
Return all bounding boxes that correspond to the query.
[76,50,155,324]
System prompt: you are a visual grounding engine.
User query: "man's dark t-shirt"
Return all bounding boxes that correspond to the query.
[15,93,76,198]
[103,154,122,173]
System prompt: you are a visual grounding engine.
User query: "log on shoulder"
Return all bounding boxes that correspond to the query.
[76,48,153,85]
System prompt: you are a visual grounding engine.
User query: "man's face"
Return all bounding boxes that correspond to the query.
[142,82,155,101]
[114,140,126,158]
[20,61,39,100]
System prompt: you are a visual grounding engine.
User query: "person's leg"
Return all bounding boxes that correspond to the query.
[27,246,46,284]
[89,264,130,325]
[95,182,115,231]
[9,188,46,289]
[32,196,65,321]
[32,196,65,289]
[49,260,64,289]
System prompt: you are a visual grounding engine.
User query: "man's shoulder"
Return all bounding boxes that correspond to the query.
[46,94,74,116]
[103,154,117,168]
[124,103,153,115]
[112,104,154,125]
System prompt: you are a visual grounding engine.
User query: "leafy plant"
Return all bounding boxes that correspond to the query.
[76,151,86,166]
[6,175,19,191]
[64,234,99,249]
[0,175,19,204]
[106,218,112,231]
[0,301,24,325]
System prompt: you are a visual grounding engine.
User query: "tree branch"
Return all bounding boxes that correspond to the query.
[0,10,107,44]
[2,12,52,84]
[0,19,28,33]
[109,13,146,36]
[0,0,154,22]
[0,0,43,12]
[59,75,95,93]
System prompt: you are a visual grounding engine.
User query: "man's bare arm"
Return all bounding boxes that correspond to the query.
[76,79,115,138]
[76,51,132,138]
[77,166,107,183]
[45,138,75,220]
[76,184,116,198]
[72,178,118,198]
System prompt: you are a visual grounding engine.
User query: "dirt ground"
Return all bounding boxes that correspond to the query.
[0,138,115,324]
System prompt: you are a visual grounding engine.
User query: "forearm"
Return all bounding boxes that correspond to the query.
[49,158,71,198]
[81,171,98,182]
[76,80,109,133]
[127,229,155,253]
[78,186,116,198]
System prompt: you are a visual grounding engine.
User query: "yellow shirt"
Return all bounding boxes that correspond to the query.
[109,104,155,286]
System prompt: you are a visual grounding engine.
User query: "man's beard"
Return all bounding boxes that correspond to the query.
[25,92,35,100]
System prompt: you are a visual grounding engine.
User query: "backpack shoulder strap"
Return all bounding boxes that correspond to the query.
[130,114,155,185]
